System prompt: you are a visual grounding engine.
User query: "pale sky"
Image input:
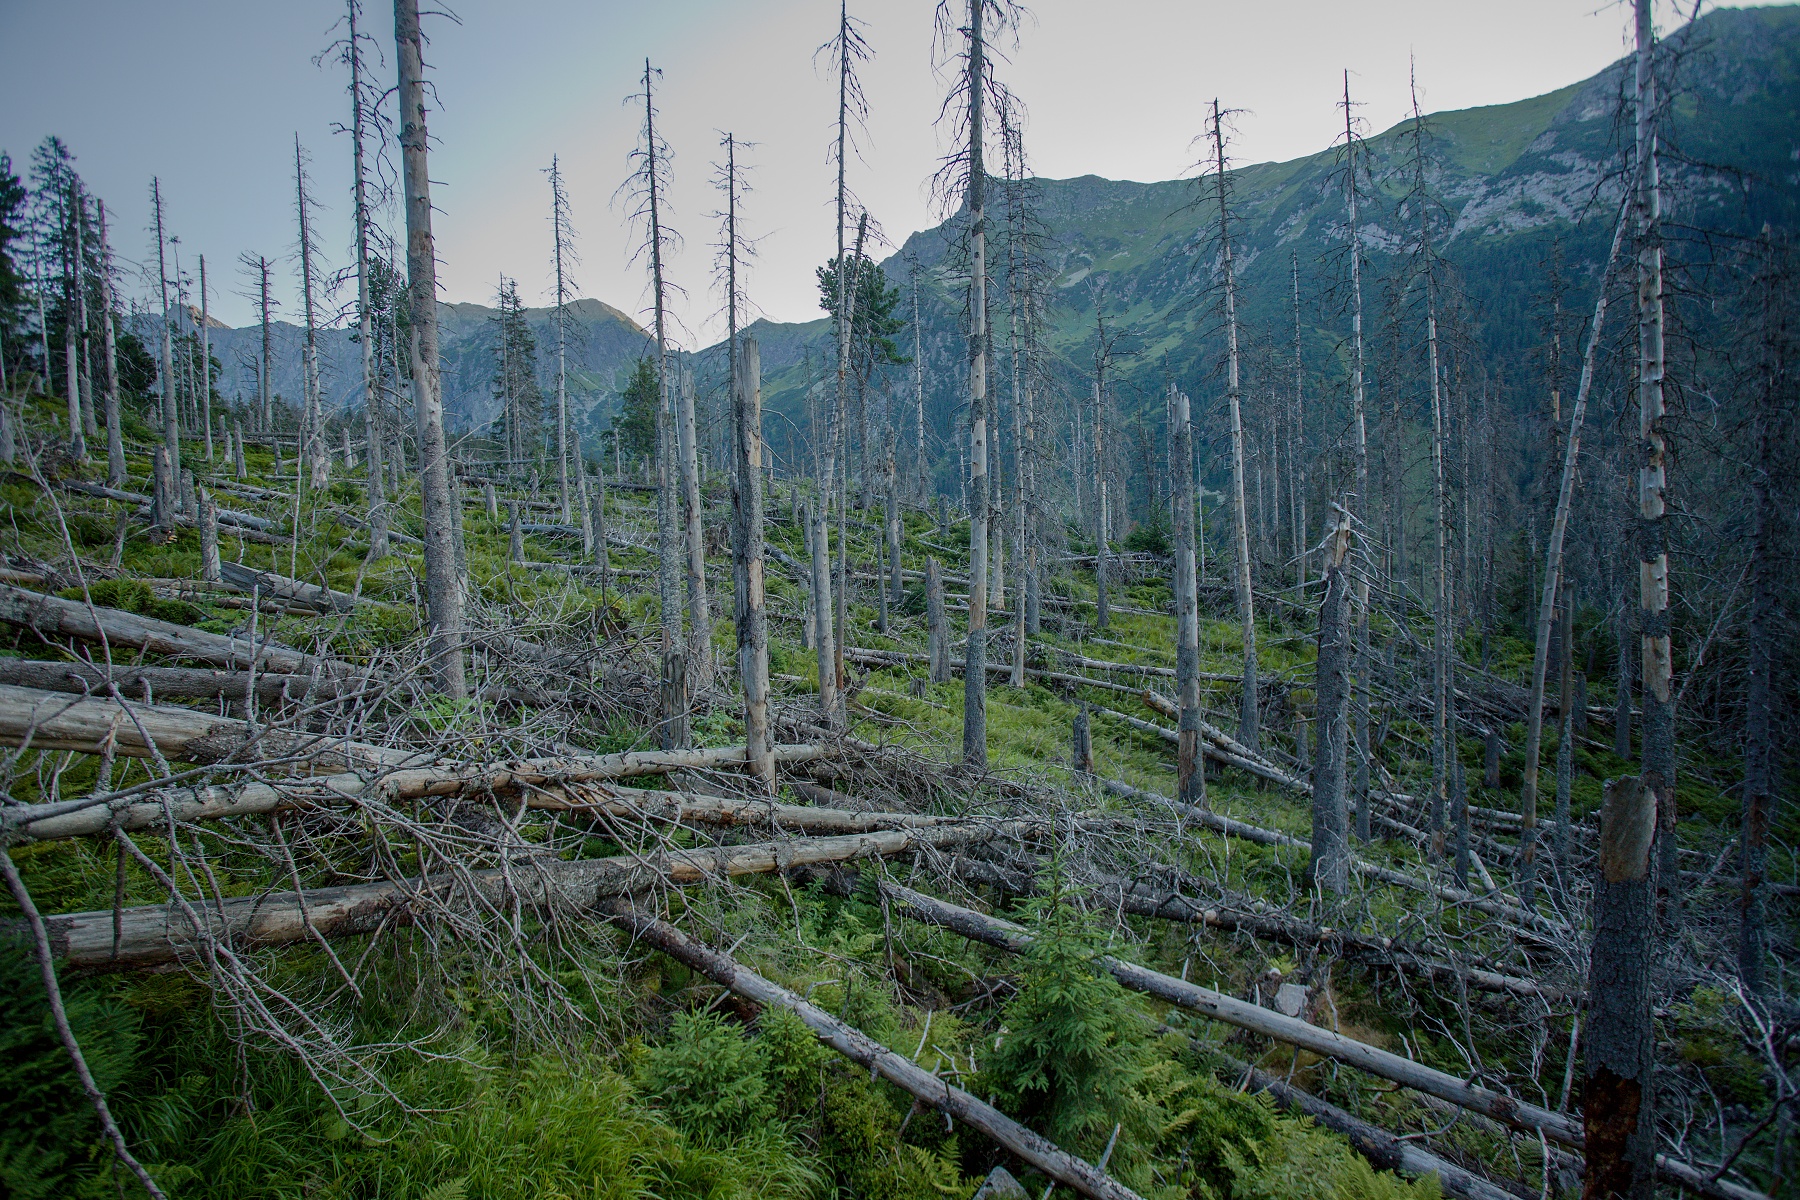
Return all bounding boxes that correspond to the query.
[0,0,1762,337]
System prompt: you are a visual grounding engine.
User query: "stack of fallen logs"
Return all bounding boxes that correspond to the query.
[0,588,1766,1200]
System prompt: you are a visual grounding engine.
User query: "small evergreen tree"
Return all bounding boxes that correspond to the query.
[984,875,1156,1172]
[609,356,658,465]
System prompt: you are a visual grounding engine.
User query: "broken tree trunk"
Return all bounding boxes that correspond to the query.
[1584,774,1659,1199]
[1310,505,1353,895]
[926,558,950,683]
[734,337,773,787]
[1171,386,1204,810]
[25,821,1031,970]
[600,899,1144,1200]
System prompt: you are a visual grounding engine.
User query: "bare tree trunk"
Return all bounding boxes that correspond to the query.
[1072,701,1094,773]
[62,189,87,461]
[1427,286,1450,848]
[1343,75,1373,842]
[199,254,213,462]
[1584,775,1658,1200]
[961,0,989,768]
[927,557,949,683]
[678,366,711,692]
[348,0,385,514]
[199,490,221,583]
[734,336,773,788]
[550,156,572,523]
[1171,386,1205,810]
[912,260,928,504]
[151,179,181,496]
[396,0,466,698]
[1310,505,1353,895]
[1632,0,1679,931]
[1092,377,1109,630]
[1520,188,1629,908]
[296,138,327,492]
[1212,101,1259,752]
[256,256,273,430]
[96,201,125,487]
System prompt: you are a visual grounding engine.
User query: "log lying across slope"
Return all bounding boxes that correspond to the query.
[600,900,1144,1200]
[0,683,415,772]
[27,820,1033,969]
[0,585,341,676]
[877,880,1581,1146]
[1101,778,1565,936]
[1214,1052,1518,1200]
[0,658,354,704]
[3,698,834,840]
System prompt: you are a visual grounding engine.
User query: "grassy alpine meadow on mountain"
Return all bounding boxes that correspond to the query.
[0,1,1794,1198]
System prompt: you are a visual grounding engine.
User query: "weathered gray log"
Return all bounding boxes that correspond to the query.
[217,562,369,612]
[27,820,1029,969]
[0,684,412,771]
[1101,777,1566,936]
[5,741,835,841]
[600,900,1144,1200]
[0,659,349,704]
[1214,1052,1521,1200]
[0,585,339,676]
[1102,878,1562,1000]
[61,479,276,532]
[879,880,1585,1148]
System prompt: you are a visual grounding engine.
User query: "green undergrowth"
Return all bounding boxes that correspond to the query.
[0,398,1781,1198]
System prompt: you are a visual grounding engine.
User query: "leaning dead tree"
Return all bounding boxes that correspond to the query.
[395,0,465,697]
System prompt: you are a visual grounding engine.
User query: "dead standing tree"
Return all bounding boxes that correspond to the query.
[815,0,873,729]
[395,0,466,698]
[334,0,386,515]
[547,154,577,523]
[1520,188,1632,909]
[621,59,687,748]
[1170,385,1205,810]
[933,0,1021,768]
[1204,100,1260,752]
[1337,74,1374,840]
[151,178,181,497]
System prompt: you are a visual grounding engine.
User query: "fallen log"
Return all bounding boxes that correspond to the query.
[217,562,371,612]
[29,820,1032,969]
[0,585,340,676]
[843,646,1167,700]
[0,683,410,771]
[878,880,1583,1148]
[1094,704,1307,791]
[5,741,835,841]
[0,658,351,704]
[600,900,1144,1200]
[1104,878,1563,1001]
[1100,778,1566,936]
[60,480,276,532]
[1215,1052,1522,1200]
